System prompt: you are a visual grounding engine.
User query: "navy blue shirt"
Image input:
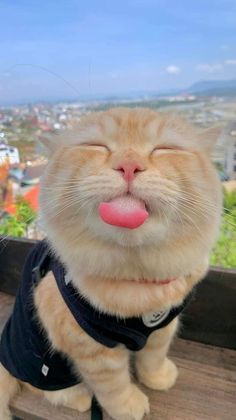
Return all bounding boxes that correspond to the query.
[0,241,79,390]
[0,240,192,391]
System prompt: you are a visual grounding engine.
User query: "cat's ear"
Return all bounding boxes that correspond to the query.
[198,126,222,155]
[39,134,59,155]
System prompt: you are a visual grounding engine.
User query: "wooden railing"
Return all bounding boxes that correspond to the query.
[0,236,235,350]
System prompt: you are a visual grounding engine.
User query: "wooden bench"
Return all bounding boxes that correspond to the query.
[0,237,236,420]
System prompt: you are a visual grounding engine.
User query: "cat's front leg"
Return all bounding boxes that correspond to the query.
[75,344,150,420]
[135,318,178,391]
[35,273,149,420]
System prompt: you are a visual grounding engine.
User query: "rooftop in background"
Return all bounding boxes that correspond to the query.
[21,163,46,186]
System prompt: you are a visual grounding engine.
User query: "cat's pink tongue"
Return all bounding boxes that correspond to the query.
[99,196,149,229]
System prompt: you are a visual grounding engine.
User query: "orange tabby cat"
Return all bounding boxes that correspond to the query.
[0,108,222,420]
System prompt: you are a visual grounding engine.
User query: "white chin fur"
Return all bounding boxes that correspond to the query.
[85,213,168,247]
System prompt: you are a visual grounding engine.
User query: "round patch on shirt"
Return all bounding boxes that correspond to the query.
[142,309,170,327]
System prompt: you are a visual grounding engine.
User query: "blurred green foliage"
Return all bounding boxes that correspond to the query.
[0,196,36,237]
[211,189,236,268]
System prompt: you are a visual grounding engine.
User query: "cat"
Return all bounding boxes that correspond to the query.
[0,108,222,420]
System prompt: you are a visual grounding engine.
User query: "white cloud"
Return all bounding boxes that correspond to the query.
[196,63,223,73]
[225,59,236,65]
[165,65,181,74]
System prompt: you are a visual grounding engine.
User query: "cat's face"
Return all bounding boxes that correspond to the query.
[40,108,221,250]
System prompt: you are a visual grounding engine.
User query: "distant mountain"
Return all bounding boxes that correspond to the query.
[125,80,236,101]
[183,79,236,96]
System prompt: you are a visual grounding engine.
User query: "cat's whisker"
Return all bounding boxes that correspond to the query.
[177,210,207,242]
[40,199,85,218]
[177,198,219,216]
[167,204,187,234]
[178,192,219,207]
[163,197,213,243]
[177,197,219,218]
[41,196,91,216]
[182,195,220,209]
[43,196,96,220]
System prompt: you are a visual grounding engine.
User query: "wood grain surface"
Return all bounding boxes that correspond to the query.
[9,338,236,420]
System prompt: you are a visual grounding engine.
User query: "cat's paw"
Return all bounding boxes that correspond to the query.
[44,383,92,413]
[65,385,92,412]
[138,358,178,391]
[67,390,92,412]
[105,384,149,420]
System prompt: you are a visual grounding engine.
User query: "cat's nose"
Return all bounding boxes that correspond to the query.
[115,162,144,182]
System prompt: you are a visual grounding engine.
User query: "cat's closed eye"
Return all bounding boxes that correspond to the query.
[81,143,110,151]
[152,145,182,152]
[152,145,192,155]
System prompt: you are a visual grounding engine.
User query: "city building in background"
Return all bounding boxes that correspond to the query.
[0,144,20,165]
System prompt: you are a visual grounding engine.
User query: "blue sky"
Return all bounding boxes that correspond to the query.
[0,0,236,104]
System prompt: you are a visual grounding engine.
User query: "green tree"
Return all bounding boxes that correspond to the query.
[223,189,236,213]
[211,189,236,268]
